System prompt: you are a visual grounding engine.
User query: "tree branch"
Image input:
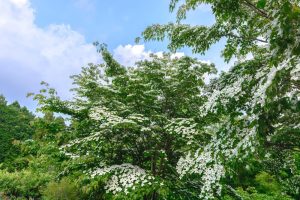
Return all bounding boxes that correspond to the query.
[242,0,271,20]
[225,32,268,44]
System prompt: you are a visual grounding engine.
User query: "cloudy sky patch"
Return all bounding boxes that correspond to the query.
[0,0,225,111]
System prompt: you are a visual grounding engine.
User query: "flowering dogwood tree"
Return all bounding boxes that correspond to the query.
[33,46,217,199]
[142,0,300,199]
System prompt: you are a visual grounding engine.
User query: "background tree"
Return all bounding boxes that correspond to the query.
[0,95,34,164]
[0,107,69,199]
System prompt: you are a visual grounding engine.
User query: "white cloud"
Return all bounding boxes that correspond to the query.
[0,0,100,103]
[113,44,185,66]
[9,0,28,7]
[170,52,185,59]
[113,44,152,66]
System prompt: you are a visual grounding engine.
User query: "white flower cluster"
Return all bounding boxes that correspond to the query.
[179,11,300,195]
[176,150,225,200]
[184,57,299,198]
[89,106,128,128]
[200,164,225,199]
[176,116,258,199]
[89,106,149,129]
[60,131,102,150]
[60,106,151,157]
[251,66,278,106]
[249,59,293,108]
[201,57,296,119]
[165,118,200,144]
[199,74,251,117]
[127,114,148,124]
[291,59,300,81]
[90,164,156,195]
[263,2,299,59]
[61,151,80,159]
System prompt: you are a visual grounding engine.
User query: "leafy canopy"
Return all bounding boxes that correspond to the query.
[32,47,217,199]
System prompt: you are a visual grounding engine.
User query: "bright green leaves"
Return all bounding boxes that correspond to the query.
[257,0,267,9]
[142,0,300,64]
[0,96,35,163]
[143,23,224,58]
[95,43,126,77]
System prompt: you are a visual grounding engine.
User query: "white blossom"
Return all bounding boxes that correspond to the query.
[90,164,157,194]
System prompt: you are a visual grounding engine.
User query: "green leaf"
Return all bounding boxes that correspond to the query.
[257,0,266,9]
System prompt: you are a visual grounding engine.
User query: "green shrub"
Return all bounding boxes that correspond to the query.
[0,169,51,198]
[235,187,292,200]
[42,178,80,200]
[255,171,280,194]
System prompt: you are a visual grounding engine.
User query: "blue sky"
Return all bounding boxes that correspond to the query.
[0,0,229,111]
[31,0,216,49]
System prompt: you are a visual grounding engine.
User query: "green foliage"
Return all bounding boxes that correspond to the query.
[143,0,300,64]
[0,110,67,199]
[0,95,34,163]
[223,187,292,200]
[223,171,293,200]
[42,178,80,200]
[0,169,52,198]
[141,0,300,199]
[235,187,292,200]
[254,171,280,194]
[32,112,65,141]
